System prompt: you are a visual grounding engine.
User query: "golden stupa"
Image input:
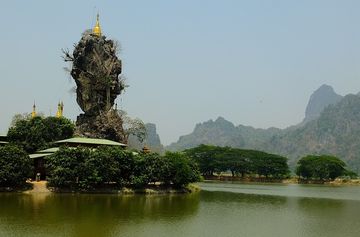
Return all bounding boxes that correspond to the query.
[92,13,102,37]
[31,103,37,118]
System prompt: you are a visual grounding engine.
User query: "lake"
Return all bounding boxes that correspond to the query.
[1,182,360,237]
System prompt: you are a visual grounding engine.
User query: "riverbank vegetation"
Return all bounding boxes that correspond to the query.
[0,145,32,190]
[45,147,201,191]
[296,155,357,182]
[185,145,290,179]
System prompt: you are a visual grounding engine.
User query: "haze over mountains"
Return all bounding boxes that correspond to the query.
[164,85,360,172]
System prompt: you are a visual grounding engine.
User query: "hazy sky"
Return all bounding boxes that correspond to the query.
[1,0,360,145]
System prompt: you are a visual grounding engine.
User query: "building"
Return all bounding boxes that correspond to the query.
[0,135,8,146]
[30,137,127,180]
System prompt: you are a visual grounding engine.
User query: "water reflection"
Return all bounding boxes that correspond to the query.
[0,193,200,237]
[2,183,360,237]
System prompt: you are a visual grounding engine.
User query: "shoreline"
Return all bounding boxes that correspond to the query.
[203,176,360,186]
[0,182,201,194]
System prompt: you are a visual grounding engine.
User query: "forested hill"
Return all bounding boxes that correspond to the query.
[166,86,360,172]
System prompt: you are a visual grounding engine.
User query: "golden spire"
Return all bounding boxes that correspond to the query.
[56,101,64,118]
[31,102,37,118]
[92,13,102,37]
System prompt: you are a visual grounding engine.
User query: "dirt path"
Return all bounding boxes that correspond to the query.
[25,181,51,194]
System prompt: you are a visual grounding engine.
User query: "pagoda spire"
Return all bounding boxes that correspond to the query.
[92,13,102,37]
[31,102,37,118]
[56,101,64,118]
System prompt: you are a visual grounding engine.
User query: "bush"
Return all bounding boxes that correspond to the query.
[0,145,32,187]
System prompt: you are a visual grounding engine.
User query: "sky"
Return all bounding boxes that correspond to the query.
[1,0,360,145]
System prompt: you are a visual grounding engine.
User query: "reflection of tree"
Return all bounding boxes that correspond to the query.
[0,193,200,237]
[200,191,287,206]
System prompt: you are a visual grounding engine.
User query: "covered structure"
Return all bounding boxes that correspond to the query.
[30,137,127,180]
[0,135,8,146]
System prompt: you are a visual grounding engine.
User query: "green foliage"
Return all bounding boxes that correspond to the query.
[163,152,201,187]
[0,145,32,187]
[185,145,290,179]
[46,147,200,190]
[7,116,75,153]
[296,155,347,180]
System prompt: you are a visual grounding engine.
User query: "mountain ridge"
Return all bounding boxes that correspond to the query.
[166,85,360,171]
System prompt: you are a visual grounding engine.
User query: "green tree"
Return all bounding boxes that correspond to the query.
[7,115,75,153]
[296,155,346,180]
[163,152,201,187]
[184,145,222,176]
[0,145,32,187]
[186,145,289,179]
[46,147,91,189]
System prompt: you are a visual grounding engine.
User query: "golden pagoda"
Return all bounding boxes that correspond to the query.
[31,103,37,118]
[56,101,64,118]
[92,13,102,37]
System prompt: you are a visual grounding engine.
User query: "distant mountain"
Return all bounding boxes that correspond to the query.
[266,94,360,170]
[167,117,245,151]
[128,123,164,154]
[303,84,343,123]
[166,85,360,172]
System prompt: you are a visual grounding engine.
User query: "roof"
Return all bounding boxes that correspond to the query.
[0,135,8,141]
[29,153,53,159]
[37,147,60,153]
[55,137,127,147]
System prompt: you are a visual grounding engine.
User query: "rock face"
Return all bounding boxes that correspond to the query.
[128,123,164,154]
[65,31,127,142]
[71,32,124,115]
[303,84,343,123]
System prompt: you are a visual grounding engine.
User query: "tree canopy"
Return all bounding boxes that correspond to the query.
[184,145,290,179]
[46,147,201,190]
[296,155,347,180]
[7,115,75,153]
[0,145,32,187]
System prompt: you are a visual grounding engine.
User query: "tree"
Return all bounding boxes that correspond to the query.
[46,147,91,189]
[0,145,32,187]
[296,155,346,180]
[184,145,221,176]
[185,145,289,179]
[163,152,201,187]
[7,115,75,153]
[118,110,146,142]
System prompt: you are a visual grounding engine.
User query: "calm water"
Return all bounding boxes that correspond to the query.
[1,182,360,237]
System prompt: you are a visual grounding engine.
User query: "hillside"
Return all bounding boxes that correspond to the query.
[167,117,245,151]
[166,86,360,172]
[266,94,360,170]
[303,84,343,123]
